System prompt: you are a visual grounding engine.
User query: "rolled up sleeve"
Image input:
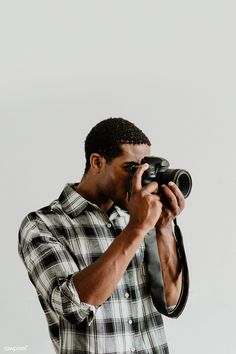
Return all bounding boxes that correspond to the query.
[18,215,98,325]
[52,273,98,325]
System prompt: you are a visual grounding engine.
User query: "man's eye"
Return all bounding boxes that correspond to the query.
[123,166,132,172]
[123,165,136,173]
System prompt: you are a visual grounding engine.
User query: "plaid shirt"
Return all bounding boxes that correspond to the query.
[18,183,169,354]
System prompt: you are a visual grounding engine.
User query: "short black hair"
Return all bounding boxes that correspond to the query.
[84,117,151,173]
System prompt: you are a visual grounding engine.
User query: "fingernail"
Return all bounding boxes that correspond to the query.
[168,181,174,186]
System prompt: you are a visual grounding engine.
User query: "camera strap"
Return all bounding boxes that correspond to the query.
[144,218,189,318]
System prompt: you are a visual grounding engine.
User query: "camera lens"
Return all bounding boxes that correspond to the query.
[159,169,192,198]
[173,170,192,198]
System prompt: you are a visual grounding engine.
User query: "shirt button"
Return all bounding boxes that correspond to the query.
[128,319,133,324]
[130,348,135,352]
[125,292,130,298]
[107,223,112,228]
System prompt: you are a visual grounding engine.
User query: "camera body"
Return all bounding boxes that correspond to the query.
[128,156,192,198]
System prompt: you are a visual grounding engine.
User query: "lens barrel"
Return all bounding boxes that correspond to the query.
[158,169,192,198]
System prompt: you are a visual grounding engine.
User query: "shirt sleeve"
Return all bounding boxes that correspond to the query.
[18,214,98,325]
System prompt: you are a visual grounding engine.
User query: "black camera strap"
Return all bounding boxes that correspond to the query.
[144,218,189,318]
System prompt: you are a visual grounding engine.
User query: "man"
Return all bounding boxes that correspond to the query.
[18,118,187,354]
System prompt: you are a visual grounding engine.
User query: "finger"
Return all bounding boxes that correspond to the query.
[160,184,180,212]
[131,163,149,193]
[167,181,185,210]
[141,181,159,195]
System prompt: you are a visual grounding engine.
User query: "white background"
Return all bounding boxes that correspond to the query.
[0,1,235,353]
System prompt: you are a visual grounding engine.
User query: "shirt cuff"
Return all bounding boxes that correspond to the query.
[51,274,98,325]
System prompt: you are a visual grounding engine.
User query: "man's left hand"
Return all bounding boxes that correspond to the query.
[156,181,185,229]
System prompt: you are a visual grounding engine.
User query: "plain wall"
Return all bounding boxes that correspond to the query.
[1,1,235,353]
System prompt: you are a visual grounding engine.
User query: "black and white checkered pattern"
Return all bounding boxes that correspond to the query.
[18,183,169,354]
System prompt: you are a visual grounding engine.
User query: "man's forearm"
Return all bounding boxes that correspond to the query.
[73,224,146,306]
[156,223,182,306]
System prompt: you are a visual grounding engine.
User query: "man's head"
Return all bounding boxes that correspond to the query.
[79,118,151,211]
[84,117,151,174]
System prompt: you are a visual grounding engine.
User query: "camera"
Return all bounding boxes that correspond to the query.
[128,156,192,198]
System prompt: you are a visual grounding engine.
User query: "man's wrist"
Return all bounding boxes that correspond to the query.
[156,221,173,239]
[125,222,150,239]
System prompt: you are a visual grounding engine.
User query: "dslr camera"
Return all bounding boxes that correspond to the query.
[128,156,192,198]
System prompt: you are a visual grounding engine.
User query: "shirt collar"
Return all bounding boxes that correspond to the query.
[58,183,91,218]
[58,183,128,219]
[113,205,128,218]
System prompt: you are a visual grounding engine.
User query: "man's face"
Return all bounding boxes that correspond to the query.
[98,144,151,210]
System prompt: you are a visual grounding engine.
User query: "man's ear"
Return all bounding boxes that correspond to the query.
[90,153,106,173]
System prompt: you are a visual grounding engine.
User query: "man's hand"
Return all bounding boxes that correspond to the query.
[127,164,163,233]
[156,181,185,229]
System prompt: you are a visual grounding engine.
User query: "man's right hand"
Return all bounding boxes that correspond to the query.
[127,163,163,234]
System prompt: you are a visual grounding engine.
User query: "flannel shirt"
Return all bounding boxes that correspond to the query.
[18,183,169,354]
